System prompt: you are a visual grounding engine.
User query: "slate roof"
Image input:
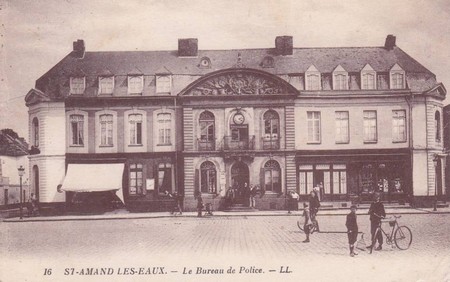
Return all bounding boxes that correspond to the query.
[35,44,438,95]
[0,132,29,157]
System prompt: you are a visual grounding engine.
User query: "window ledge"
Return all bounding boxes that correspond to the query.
[363,141,378,144]
[128,144,143,147]
[99,145,114,148]
[392,140,407,144]
[69,145,85,147]
[335,141,349,144]
[157,144,172,146]
[307,141,321,145]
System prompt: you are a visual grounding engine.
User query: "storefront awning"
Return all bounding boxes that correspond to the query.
[61,163,125,203]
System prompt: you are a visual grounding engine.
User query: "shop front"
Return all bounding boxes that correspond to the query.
[296,149,412,203]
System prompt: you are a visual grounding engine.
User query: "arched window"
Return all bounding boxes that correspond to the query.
[264,160,281,193]
[435,111,441,142]
[200,161,217,193]
[263,110,279,139]
[32,117,39,147]
[199,111,215,150]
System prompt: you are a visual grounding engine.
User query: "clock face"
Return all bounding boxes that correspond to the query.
[233,113,245,124]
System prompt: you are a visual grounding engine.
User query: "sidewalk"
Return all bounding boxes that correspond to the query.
[3,206,450,222]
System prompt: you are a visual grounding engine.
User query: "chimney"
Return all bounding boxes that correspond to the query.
[275,36,293,56]
[73,39,85,58]
[384,35,396,50]
[178,38,198,57]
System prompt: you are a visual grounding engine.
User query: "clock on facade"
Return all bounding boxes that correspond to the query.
[233,113,245,124]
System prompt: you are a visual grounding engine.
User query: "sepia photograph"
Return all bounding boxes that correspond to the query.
[1,0,450,281]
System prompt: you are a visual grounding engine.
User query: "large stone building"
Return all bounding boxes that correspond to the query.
[25,35,447,212]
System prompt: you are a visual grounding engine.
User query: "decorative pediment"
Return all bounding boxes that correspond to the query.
[424,83,446,100]
[180,68,298,96]
[25,88,51,106]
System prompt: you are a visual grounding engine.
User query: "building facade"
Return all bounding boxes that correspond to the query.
[25,35,447,212]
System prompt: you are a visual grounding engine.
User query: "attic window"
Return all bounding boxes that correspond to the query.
[198,57,211,69]
[156,75,172,94]
[332,65,348,90]
[390,64,405,89]
[361,64,377,90]
[261,56,274,68]
[70,77,85,94]
[305,65,321,90]
[99,76,114,94]
[128,75,144,94]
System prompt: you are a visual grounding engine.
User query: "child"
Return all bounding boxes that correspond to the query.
[346,205,358,257]
[302,202,312,243]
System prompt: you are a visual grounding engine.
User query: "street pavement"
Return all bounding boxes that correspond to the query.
[1,209,450,282]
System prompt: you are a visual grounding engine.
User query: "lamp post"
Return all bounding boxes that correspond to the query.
[18,165,25,219]
[433,155,439,212]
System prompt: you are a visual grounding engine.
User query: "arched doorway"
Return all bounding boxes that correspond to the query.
[231,162,249,205]
[32,165,39,202]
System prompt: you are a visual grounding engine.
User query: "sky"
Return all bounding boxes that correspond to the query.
[1,0,450,139]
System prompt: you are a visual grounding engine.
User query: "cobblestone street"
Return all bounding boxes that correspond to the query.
[1,213,450,282]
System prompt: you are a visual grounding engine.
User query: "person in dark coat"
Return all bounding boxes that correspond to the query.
[309,190,321,232]
[368,193,386,250]
[302,202,312,243]
[197,192,204,217]
[346,205,358,257]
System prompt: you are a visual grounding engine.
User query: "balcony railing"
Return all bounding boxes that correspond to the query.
[261,137,280,150]
[223,135,255,150]
[197,139,216,151]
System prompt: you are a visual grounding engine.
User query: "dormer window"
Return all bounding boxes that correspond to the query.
[361,64,377,90]
[305,65,321,90]
[98,76,114,94]
[156,75,171,94]
[199,57,211,69]
[332,65,348,90]
[70,77,85,94]
[390,64,405,89]
[128,75,144,94]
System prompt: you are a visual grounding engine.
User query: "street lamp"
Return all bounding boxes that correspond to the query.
[433,155,439,212]
[17,165,25,219]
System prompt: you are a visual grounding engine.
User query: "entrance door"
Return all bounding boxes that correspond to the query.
[231,162,249,205]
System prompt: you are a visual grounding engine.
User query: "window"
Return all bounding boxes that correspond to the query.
[199,57,211,68]
[100,114,113,146]
[305,65,321,90]
[128,75,143,94]
[129,114,143,145]
[333,169,347,194]
[299,165,313,195]
[332,65,348,90]
[129,163,143,195]
[157,113,171,145]
[32,117,39,147]
[363,111,377,142]
[70,115,84,146]
[335,111,349,143]
[264,110,279,139]
[307,111,321,143]
[200,161,217,193]
[264,160,281,193]
[435,111,441,142]
[99,76,114,94]
[158,163,172,193]
[156,75,171,93]
[390,64,405,89]
[392,110,406,142]
[199,111,215,150]
[70,77,85,94]
[362,73,376,90]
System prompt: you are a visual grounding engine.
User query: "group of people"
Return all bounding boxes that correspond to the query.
[225,183,259,208]
[301,191,386,257]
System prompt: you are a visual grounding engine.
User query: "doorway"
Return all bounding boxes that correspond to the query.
[230,162,249,205]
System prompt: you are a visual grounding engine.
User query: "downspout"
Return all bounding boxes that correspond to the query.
[405,92,414,204]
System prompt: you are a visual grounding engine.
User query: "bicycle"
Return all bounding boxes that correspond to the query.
[369,215,412,253]
[297,220,319,234]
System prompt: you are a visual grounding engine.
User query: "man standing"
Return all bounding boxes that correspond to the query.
[309,190,321,233]
[346,205,358,257]
[368,193,386,250]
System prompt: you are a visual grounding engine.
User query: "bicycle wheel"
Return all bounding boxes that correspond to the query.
[297,221,304,232]
[394,226,412,250]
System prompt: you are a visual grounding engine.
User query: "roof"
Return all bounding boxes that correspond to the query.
[0,131,29,157]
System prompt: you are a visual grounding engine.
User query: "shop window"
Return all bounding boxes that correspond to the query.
[307,111,321,143]
[200,161,217,193]
[129,114,143,145]
[363,110,377,143]
[299,165,313,195]
[335,111,349,143]
[158,163,172,193]
[99,76,114,94]
[264,160,281,193]
[333,170,347,194]
[69,114,84,146]
[99,114,113,146]
[129,163,143,195]
[392,110,406,142]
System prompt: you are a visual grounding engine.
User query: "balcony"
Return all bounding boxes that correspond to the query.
[261,137,280,150]
[223,135,255,150]
[197,139,216,151]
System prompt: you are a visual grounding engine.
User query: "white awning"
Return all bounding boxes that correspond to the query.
[61,163,125,203]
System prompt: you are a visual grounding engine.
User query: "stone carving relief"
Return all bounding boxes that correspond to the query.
[189,73,290,96]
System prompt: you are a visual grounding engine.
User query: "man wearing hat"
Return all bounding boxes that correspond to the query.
[346,205,358,257]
